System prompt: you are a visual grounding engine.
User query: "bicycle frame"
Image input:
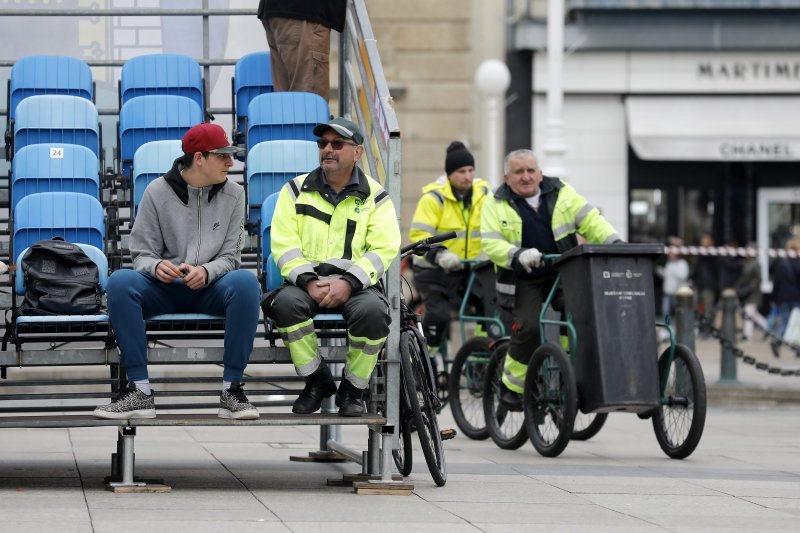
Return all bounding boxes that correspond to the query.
[457,259,507,344]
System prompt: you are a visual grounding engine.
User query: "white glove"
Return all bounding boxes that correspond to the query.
[0,261,8,275]
[436,249,463,272]
[518,248,543,273]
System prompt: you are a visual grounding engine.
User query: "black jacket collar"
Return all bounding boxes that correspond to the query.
[300,166,370,202]
[164,157,227,205]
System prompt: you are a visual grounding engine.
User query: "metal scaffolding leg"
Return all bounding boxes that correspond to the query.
[352,426,413,495]
[105,426,170,493]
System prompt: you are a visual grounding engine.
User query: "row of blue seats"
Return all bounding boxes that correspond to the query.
[10,136,318,242]
[5,53,331,171]
[10,186,281,336]
[8,91,328,176]
[8,52,264,144]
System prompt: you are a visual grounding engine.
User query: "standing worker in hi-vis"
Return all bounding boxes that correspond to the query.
[263,118,401,417]
[480,149,621,411]
[409,141,491,360]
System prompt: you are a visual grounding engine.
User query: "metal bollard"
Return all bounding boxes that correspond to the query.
[719,288,739,384]
[673,286,695,353]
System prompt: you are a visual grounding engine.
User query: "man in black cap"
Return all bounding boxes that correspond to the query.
[264,117,401,416]
[409,141,492,360]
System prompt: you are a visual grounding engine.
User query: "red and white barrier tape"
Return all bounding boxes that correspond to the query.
[664,245,800,258]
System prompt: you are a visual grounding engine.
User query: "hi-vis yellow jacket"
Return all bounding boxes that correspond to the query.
[481,177,620,303]
[271,167,400,290]
[409,175,490,262]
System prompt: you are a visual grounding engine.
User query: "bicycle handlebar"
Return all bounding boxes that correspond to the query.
[400,232,457,256]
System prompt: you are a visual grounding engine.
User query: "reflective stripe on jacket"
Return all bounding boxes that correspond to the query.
[480,177,620,303]
[409,175,490,263]
[271,166,401,289]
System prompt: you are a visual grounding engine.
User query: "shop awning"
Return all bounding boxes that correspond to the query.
[625,96,800,161]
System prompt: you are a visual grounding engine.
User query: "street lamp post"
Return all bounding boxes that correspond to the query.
[475,59,511,189]
[543,0,567,178]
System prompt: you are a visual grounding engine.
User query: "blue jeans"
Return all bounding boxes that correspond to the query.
[107,269,261,382]
[774,302,800,339]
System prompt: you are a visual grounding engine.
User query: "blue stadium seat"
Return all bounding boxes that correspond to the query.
[118,94,202,178]
[13,192,105,261]
[246,92,330,149]
[120,53,204,110]
[232,51,273,142]
[13,95,99,158]
[259,192,281,289]
[132,140,183,212]
[8,55,93,122]
[246,140,317,227]
[14,243,109,328]
[11,144,99,211]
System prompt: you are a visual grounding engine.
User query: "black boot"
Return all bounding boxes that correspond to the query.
[336,375,365,417]
[292,364,337,414]
[498,382,523,412]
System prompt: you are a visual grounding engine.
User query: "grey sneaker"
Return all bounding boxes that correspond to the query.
[94,382,156,419]
[219,382,259,420]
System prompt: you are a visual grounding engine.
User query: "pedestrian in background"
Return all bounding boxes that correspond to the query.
[736,245,764,341]
[658,236,690,321]
[257,0,346,101]
[692,233,719,335]
[769,238,800,357]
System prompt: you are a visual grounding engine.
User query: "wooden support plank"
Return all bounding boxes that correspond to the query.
[328,473,404,486]
[105,483,172,493]
[290,450,349,463]
[353,481,414,495]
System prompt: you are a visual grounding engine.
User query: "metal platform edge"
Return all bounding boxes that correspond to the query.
[0,413,386,429]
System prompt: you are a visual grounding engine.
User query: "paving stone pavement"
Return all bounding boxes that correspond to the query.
[0,334,797,532]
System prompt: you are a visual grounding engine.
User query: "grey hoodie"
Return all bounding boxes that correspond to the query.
[130,158,245,283]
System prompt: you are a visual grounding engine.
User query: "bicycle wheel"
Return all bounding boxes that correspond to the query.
[652,344,707,459]
[400,329,447,486]
[482,340,528,450]
[448,336,493,440]
[393,405,413,476]
[523,342,578,458]
[571,412,608,441]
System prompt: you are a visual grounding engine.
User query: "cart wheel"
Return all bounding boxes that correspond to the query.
[482,340,528,450]
[571,412,608,441]
[523,342,578,458]
[652,344,707,459]
[448,336,493,440]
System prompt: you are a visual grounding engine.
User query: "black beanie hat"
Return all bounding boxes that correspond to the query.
[445,141,475,175]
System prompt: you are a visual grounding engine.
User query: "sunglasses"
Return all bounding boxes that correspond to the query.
[316,139,357,150]
[207,151,234,160]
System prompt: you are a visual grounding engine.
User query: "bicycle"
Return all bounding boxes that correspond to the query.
[391,232,459,486]
[407,259,501,411]
[447,260,509,441]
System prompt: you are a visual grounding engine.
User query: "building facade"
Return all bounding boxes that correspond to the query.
[509,1,800,289]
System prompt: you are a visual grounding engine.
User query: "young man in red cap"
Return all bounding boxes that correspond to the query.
[95,123,261,420]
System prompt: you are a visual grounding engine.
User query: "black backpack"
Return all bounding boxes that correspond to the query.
[16,239,102,316]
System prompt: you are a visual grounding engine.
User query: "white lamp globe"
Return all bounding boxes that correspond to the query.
[475,59,511,96]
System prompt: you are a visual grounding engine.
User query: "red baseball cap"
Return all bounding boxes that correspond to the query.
[182,123,244,155]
